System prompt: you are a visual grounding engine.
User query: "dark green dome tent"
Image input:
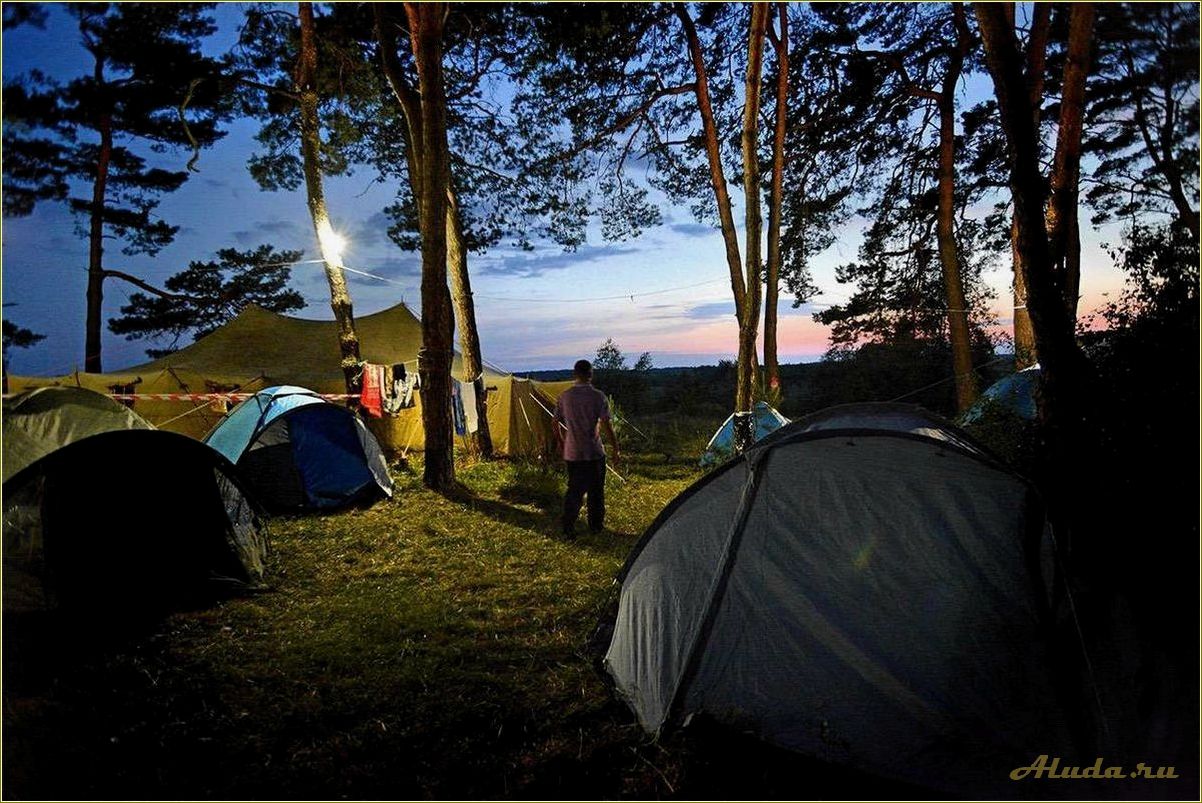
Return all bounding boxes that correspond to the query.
[2,385,155,484]
[3,387,268,612]
[595,403,1093,796]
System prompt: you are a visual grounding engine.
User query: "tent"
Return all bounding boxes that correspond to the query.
[2,385,155,484]
[596,402,1085,795]
[960,365,1040,424]
[6,302,563,456]
[699,401,789,466]
[205,386,393,511]
[3,388,267,612]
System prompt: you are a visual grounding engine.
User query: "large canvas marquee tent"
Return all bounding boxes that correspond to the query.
[7,302,565,456]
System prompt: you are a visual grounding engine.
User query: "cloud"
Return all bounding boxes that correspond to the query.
[257,220,302,235]
[668,221,714,238]
[348,211,392,251]
[683,300,736,320]
[476,242,639,278]
[343,258,421,293]
[232,219,306,247]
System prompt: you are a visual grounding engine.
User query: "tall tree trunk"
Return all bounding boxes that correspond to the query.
[736,4,769,423]
[675,3,746,326]
[377,3,492,461]
[1010,3,1050,368]
[406,1,455,491]
[1012,224,1037,368]
[446,185,493,458]
[676,2,763,451]
[763,2,788,398]
[937,4,978,412]
[85,101,112,374]
[1045,4,1094,323]
[297,2,362,396]
[1064,201,1081,321]
[975,2,1094,457]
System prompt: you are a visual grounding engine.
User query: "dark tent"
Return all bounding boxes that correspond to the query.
[3,429,267,613]
[595,403,1095,795]
[204,386,393,512]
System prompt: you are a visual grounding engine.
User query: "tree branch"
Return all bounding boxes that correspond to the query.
[102,269,196,301]
[848,49,942,102]
[532,81,695,170]
[232,76,300,102]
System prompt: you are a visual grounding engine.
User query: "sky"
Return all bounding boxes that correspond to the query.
[1,3,1128,377]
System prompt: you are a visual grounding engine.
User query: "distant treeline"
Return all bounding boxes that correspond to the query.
[525,346,1017,421]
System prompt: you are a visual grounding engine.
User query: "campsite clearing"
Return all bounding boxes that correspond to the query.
[4,446,714,799]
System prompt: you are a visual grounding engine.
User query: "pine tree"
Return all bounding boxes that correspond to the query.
[108,245,305,357]
[1083,3,1199,240]
[802,3,996,410]
[2,3,228,372]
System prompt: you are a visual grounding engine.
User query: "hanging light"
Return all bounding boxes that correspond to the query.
[317,219,347,267]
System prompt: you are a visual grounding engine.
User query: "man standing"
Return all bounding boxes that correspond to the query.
[553,359,620,537]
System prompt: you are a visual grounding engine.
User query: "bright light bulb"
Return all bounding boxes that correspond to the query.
[317,220,347,266]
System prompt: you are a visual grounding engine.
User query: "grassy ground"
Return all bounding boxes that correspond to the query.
[5,423,733,799]
[1,415,967,800]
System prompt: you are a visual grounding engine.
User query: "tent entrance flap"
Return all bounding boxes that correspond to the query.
[287,405,374,508]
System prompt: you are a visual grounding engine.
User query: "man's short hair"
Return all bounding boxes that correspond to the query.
[573,359,593,379]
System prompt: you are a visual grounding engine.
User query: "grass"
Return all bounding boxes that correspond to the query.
[3,431,719,799]
[3,416,954,800]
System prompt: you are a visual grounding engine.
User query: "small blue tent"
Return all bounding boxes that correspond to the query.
[206,386,393,511]
[700,401,790,467]
[960,365,1040,424]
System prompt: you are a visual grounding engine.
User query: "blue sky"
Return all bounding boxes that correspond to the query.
[2,3,1126,376]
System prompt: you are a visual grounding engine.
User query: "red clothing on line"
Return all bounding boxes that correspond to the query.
[361,364,385,417]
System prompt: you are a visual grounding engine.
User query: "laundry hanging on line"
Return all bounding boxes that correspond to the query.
[460,375,481,434]
[451,379,467,436]
[382,363,416,415]
[360,363,386,418]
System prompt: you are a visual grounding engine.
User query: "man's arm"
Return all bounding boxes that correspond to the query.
[600,418,620,466]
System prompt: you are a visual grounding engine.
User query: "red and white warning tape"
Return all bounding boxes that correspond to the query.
[105,393,360,401]
[2,392,359,401]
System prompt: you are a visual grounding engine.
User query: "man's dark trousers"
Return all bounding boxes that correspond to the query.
[564,458,606,533]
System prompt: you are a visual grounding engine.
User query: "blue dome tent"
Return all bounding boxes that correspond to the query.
[700,401,790,467]
[960,365,1040,424]
[206,386,393,511]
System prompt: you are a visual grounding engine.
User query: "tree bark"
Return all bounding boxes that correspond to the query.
[1045,4,1095,321]
[406,1,456,491]
[735,3,769,423]
[446,185,493,458]
[763,2,788,398]
[84,45,112,374]
[297,2,362,397]
[1010,3,1050,367]
[675,3,746,323]
[975,2,1094,449]
[85,105,112,373]
[1012,221,1037,368]
[378,3,492,462]
[937,4,979,412]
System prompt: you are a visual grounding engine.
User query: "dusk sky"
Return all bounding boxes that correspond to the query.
[2,3,1128,377]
